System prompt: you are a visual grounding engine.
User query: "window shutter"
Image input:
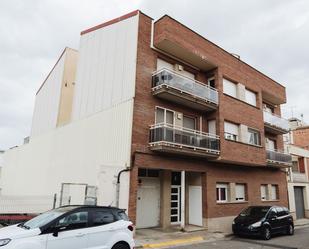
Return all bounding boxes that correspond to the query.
[245,89,257,106]
[223,79,237,98]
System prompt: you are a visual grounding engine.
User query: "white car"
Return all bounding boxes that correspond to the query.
[0,205,135,249]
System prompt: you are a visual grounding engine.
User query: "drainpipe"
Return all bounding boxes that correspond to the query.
[116,165,131,208]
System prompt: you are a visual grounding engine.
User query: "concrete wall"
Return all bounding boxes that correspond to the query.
[72,13,139,121]
[2,99,134,211]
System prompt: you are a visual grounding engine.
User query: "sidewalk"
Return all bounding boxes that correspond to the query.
[134,227,228,249]
[294,218,309,228]
[134,219,309,248]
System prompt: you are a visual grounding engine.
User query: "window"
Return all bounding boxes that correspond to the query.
[56,211,88,230]
[266,138,276,150]
[271,185,278,200]
[263,104,274,114]
[248,129,260,146]
[261,185,268,201]
[245,89,257,106]
[156,107,174,125]
[91,211,115,227]
[298,157,306,173]
[235,184,246,201]
[208,77,215,88]
[216,183,229,202]
[138,168,160,177]
[208,120,216,135]
[223,79,237,98]
[224,122,239,141]
[183,116,196,130]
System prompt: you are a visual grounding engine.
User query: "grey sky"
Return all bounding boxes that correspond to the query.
[0,0,308,149]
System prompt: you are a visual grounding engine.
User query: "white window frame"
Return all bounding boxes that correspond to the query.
[155,106,175,125]
[224,121,239,141]
[245,88,257,106]
[247,128,261,146]
[216,183,229,203]
[271,185,278,200]
[223,78,237,98]
[261,184,268,201]
[235,184,246,202]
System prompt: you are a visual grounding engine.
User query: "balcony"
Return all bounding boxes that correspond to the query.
[266,149,292,167]
[149,123,220,158]
[152,69,218,112]
[263,111,289,134]
[292,172,308,183]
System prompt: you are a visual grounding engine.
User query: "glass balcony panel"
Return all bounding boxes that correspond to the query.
[152,69,218,105]
[266,149,292,165]
[263,111,289,132]
[149,123,220,152]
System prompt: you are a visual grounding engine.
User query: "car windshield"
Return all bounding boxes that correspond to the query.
[22,207,77,230]
[240,206,271,219]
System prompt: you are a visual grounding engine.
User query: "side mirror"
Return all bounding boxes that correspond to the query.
[52,226,66,237]
[270,215,277,221]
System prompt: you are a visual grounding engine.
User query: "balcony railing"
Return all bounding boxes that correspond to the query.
[292,172,308,183]
[152,69,219,106]
[266,149,292,166]
[263,111,289,133]
[149,123,220,156]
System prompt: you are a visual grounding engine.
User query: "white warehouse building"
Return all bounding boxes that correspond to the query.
[2,13,140,214]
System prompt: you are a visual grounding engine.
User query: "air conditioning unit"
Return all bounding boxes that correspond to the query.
[174,64,184,71]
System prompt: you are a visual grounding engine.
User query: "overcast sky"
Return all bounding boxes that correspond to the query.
[0,0,308,149]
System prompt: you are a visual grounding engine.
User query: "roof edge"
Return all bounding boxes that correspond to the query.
[81,9,140,36]
[155,15,286,89]
[36,47,76,95]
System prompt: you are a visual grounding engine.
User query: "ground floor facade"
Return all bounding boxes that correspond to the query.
[128,153,289,233]
[288,182,309,220]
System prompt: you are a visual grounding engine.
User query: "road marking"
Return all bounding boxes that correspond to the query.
[142,236,204,248]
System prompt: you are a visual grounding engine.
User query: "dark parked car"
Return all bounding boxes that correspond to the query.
[232,206,294,240]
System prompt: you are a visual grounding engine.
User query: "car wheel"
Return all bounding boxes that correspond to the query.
[112,242,130,249]
[262,227,271,240]
[287,224,294,235]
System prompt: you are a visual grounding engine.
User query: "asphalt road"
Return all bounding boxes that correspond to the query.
[175,226,309,249]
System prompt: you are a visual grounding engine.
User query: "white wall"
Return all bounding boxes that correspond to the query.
[72,14,139,120]
[2,100,134,211]
[31,52,66,137]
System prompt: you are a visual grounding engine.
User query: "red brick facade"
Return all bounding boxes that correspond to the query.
[128,12,289,228]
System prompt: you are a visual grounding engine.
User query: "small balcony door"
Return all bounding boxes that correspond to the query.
[266,138,276,150]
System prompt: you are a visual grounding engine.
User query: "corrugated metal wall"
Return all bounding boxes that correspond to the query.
[31,53,66,137]
[72,14,139,120]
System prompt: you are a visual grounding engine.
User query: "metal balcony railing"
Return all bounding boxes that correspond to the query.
[149,123,220,153]
[263,111,289,132]
[152,69,219,105]
[266,149,292,165]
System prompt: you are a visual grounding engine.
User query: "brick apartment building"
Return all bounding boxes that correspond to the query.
[2,10,292,232]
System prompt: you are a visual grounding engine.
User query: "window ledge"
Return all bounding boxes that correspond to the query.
[262,199,280,202]
[224,138,263,148]
[216,201,248,205]
[223,93,261,110]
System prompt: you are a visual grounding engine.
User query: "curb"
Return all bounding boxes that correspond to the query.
[135,236,204,249]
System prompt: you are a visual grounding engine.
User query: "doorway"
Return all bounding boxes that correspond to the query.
[294,187,305,219]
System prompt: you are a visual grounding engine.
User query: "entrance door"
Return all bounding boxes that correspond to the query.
[294,187,305,219]
[136,178,160,228]
[189,186,203,226]
[171,172,181,224]
[171,185,181,224]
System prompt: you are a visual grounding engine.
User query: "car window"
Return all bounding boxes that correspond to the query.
[276,207,284,216]
[91,211,115,227]
[116,210,129,221]
[56,211,88,230]
[268,208,277,218]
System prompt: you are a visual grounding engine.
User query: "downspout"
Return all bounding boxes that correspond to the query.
[116,166,130,208]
